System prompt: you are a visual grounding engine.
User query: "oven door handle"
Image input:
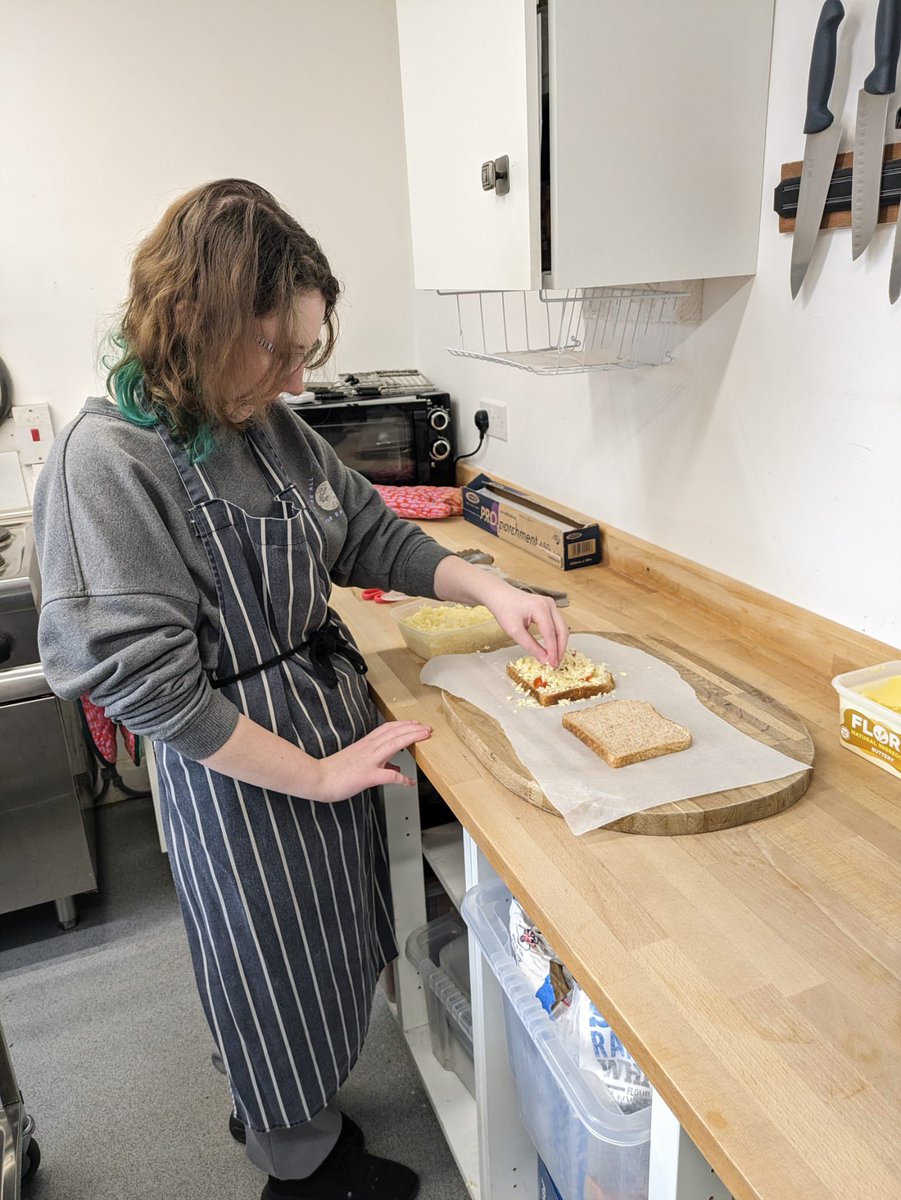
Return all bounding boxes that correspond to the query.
[0,663,52,704]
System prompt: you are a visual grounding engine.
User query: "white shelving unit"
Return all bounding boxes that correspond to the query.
[381,757,485,1200]
[422,821,466,909]
[402,1023,481,1199]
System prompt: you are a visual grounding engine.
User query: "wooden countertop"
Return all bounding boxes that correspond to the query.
[330,513,901,1200]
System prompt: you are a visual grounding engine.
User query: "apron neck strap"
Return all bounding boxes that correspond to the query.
[244,424,303,504]
[155,417,298,508]
[155,421,217,507]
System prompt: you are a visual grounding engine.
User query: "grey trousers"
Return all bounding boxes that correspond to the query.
[212,1050,342,1179]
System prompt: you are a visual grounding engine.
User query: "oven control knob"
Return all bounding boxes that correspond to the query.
[431,438,451,462]
[429,408,450,431]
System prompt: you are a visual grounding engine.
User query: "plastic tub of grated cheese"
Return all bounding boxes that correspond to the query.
[832,661,901,781]
[391,599,514,660]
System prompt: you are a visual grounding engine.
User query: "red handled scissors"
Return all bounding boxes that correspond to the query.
[360,587,410,603]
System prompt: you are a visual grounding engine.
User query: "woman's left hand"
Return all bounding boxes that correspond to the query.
[486,585,569,668]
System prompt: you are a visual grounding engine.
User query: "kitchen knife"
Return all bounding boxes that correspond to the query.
[851,0,901,259]
[504,578,570,608]
[791,0,847,299]
[888,133,901,299]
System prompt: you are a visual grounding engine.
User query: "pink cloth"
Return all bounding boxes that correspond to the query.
[80,694,139,764]
[373,485,462,519]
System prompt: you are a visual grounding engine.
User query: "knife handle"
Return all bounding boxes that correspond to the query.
[804,0,846,135]
[864,0,901,95]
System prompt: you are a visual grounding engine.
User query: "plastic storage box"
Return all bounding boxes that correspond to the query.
[405,912,475,1097]
[538,1157,565,1200]
[832,661,901,782]
[462,883,651,1200]
[391,598,513,660]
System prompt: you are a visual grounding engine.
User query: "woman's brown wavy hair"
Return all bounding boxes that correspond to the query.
[106,178,340,458]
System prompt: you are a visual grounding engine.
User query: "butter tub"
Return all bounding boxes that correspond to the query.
[832,661,901,782]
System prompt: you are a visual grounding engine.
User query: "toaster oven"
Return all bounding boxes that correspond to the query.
[291,391,455,488]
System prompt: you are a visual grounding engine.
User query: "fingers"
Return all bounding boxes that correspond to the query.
[551,604,570,660]
[511,597,565,667]
[514,626,552,664]
[531,598,563,667]
[376,766,416,787]
[365,723,432,786]
[365,721,432,748]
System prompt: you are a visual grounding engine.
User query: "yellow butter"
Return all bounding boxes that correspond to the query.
[861,674,901,715]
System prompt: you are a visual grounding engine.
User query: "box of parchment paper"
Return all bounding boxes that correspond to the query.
[461,474,601,571]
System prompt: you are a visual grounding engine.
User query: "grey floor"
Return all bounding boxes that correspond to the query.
[0,797,470,1200]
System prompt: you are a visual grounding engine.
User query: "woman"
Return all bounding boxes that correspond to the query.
[33,179,568,1200]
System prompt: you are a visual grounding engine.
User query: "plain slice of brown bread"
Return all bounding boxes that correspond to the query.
[562,699,692,768]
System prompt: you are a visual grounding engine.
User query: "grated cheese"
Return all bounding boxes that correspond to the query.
[509,649,612,693]
[403,603,495,631]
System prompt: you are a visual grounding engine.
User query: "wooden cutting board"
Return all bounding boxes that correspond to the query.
[441,632,814,835]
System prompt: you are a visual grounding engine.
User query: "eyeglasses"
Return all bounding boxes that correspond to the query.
[256,335,320,374]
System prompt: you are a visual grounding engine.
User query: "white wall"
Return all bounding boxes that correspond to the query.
[0,0,414,434]
[409,0,901,648]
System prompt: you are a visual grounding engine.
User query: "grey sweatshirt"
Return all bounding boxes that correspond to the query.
[33,396,454,760]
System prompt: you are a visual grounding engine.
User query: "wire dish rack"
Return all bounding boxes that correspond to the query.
[442,285,701,375]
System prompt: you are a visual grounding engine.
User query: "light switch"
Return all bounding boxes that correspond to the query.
[13,404,54,465]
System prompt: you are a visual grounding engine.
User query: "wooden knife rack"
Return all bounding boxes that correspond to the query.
[775,143,901,232]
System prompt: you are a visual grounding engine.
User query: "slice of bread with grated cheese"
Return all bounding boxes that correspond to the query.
[506,649,615,706]
[562,699,691,767]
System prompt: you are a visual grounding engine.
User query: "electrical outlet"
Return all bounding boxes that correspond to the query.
[482,400,508,441]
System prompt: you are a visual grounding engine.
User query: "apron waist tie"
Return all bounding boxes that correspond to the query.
[211,623,368,691]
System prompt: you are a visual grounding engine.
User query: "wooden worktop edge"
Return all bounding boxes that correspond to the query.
[457,464,898,678]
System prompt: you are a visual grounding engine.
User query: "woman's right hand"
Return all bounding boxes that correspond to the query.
[311,721,432,804]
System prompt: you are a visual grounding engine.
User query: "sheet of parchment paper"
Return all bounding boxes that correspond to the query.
[420,633,811,835]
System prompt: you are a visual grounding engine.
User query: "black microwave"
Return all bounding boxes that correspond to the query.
[292,392,455,487]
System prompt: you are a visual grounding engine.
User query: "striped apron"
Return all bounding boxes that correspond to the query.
[153,420,397,1135]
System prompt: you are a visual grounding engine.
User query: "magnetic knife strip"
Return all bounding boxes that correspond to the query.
[776,149,901,222]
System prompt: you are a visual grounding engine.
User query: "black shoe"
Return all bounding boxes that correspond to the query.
[231,1111,365,1151]
[261,1141,418,1200]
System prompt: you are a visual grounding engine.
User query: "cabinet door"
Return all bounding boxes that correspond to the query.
[396,0,541,292]
[549,0,774,287]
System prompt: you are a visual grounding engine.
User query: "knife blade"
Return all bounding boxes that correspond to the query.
[889,211,901,299]
[851,0,901,259]
[888,125,901,299]
[791,0,847,299]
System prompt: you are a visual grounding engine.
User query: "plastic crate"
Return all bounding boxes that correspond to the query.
[462,883,651,1200]
[405,912,475,1097]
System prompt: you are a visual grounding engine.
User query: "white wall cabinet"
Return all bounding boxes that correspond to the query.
[396,0,775,292]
